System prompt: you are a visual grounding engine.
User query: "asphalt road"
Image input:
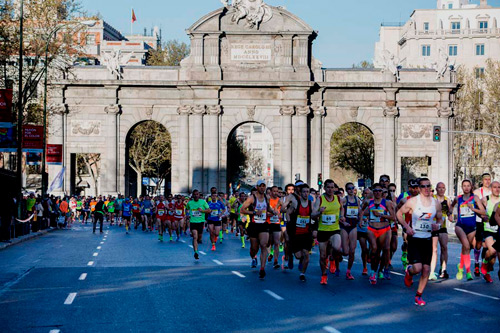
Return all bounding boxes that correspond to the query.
[1,222,499,333]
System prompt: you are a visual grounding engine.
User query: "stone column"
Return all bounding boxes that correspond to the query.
[204,105,221,191]
[383,88,399,184]
[47,103,67,196]
[177,105,191,193]
[311,105,325,186]
[293,106,310,183]
[280,106,294,186]
[190,105,205,192]
[104,104,121,195]
[438,89,453,195]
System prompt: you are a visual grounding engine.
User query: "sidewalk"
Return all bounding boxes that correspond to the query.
[0,227,58,250]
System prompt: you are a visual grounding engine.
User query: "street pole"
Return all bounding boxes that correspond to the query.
[16,0,24,218]
[42,48,49,199]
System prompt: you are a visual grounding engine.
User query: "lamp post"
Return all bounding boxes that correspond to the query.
[41,20,96,198]
[16,0,24,218]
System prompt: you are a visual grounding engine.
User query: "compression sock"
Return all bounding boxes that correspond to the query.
[481,247,487,261]
[459,254,465,269]
[464,254,472,273]
[474,249,480,263]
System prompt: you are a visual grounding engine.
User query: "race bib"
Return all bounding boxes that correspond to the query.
[175,209,183,216]
[211,210,219,217]
[144,208,151,214]
[370,209,384,222]
[254,212,266,223]
[322,214,336,226]
[191,210,202,218]
[270,215,280,224]
[414,220,432,233]
[460,204,474,218]
[360,218,368,228]
[240,215,247,223]
[346,207,358,218]
[157,209,165,216]
[297,215,309,228]
[168,210,174,215]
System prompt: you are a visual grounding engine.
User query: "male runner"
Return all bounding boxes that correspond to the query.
[122,197,132,234]
[480,181,500,283]
[358,188,372,275]
[156,196,168,242]
[473,173,492,276]
[397,177,443,306]
[173,195,186,241]
[186,190,211,259]
[207,192,225,251]
[396,179,420,269]
[267,186,283,269]
[280,184,295,269]
[429,182,451,280]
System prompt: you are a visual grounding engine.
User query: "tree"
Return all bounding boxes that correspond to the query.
[146,40,189,66]
[330,123,374,181]
[128,121,171,196]
[77,153,100,195]
[453,60,500,187]
[227,133,248,189]
[352,61,374,69]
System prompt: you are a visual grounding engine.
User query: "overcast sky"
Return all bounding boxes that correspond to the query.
[80,0,499,67]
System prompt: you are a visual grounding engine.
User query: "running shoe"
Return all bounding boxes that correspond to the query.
[428,272,438,281]
[219,237,223,244]
[456,264,464,280]
[383,268,391,280]
[414,296,426,306]
[329,259,336,274]
[320,275,328,285]
[346,272,355,280]
[176,235,180,242]
[211,244,216,251]
[404,265,413,287]
[259,269,266,279]
[279,244,284,253]
[378,271,384,280]
[439,270,449,279]
[481,263,488,276]
[159,234,163,242]
[273,262,280,269]
[282,256,289,270]
[268,253,273,262]
[194,252,199,260]
[474,263,480,277]
[226,229,229,234]
[369,273,377,285]
[483,273,493,283]
[401,252,407,265]
[466,272,473,281]
[299,274,306,282]
[169,236,173,242]
[251,258,257,268]
[362,268,368,276]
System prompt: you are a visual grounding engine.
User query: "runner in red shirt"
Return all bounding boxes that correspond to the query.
[156,197,168,242]
[173,195,186,241]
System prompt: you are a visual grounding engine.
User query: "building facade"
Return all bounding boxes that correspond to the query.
[48,4,459,196]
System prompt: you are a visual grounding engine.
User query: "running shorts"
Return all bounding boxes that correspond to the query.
[456,222,476,235]
[475,222,484,242]
[268,224,281,233]
[207,220,222,227]
[291,234,313,253]
[431,227,447,237]
[483,231,497,241]
[317,230,340,243]
[190,222,204,234]
[247,223,269,238]
[407,236,432,266]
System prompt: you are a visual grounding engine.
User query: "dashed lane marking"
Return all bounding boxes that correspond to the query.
[97,246,102,250]
[263,290,284,300]
[93,252,99,257]
[199,251,207,255]
[390,271,405,276]
[454,288,500,300]
[323,326,342,333]
[64,292,77,305]
[188,245,193,248]
[179,240,186,243]
[87,261,94,266]
[213,260,224,265]
[78,273,87,281]
[100,242,104,244]
[232,271,245,278]
[49,330,60,333]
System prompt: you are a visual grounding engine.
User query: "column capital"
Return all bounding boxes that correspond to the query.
[437,106,453,118]
[280,105,295,116]
[312,105,326,117]
[383,106,399,117]
[192,104,206,115]
[104,104,121,115]
[177,105,192,115]
[49,103,68,115]
[207,105,222,116]
[296,106,311,117]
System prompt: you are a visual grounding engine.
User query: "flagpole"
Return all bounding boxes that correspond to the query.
[131,7,133,35]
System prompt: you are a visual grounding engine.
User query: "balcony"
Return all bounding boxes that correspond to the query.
[404,28,500,38]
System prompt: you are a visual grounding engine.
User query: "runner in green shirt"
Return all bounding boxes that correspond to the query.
[186,190,211,260]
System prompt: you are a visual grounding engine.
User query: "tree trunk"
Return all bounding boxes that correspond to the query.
[137,171,143,197]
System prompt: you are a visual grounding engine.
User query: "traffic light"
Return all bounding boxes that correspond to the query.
[317,173,323,186]
[433,125,441,142]
[295,173,300,182]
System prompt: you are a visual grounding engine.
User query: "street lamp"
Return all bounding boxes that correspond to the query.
[41,20,96,198]
[16,0,24,219]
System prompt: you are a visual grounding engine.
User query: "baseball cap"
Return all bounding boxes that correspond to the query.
[295,180,305,186]
[409,179,419,187]
[256,180,266,186]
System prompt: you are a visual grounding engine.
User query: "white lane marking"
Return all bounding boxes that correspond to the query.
[179,239,186,243]
[188,245,193,248]
[390,271,405,276]
[232,271,245,278]
[87,261,94,266]
[454,288,500,301]
[93,252,99,257]
[213,259,224,265]
[78,273,87,281]
[323,326,342,333]
[100,242,104,244]
[97,246,102,250]
[199,251,207,255]
[263,290,284,300]
[102,239,106,241]
[49,330,60,333]
[64,292,77,305]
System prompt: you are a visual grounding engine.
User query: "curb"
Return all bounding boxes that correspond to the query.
[0,227,58,250]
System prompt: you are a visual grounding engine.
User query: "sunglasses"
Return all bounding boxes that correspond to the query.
[373,189,383,192]
[381,178,389,182]
[347,187,355,190]
[419,184,432,188]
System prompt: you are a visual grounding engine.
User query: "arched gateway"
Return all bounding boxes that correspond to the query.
[48,3,459,195]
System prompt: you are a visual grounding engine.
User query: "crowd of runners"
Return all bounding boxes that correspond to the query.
[60,173,500,306]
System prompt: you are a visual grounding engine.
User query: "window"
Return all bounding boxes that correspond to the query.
[476,44,485,56]
[422,45,431,57]
[253,125,262,134]
[479,21,488,31]
[477,91,484,105]
[475,67,485,78]
[449,45,458,56]
[85,34,96,45]
[448,3,453,9]
[424,22,429,31]
[451,22,461,31]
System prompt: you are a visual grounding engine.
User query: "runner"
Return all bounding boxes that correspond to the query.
[449,180,486,281]
[156,196,168,242]
[122,197,132,234]
[280,183,295,269]
[115,195,124,227]
[173,195,186,241]
[89,197,97,225]
[340,182,360,280]
[240,180,278,279]
[396,179,420,269]
[358,188,372,275]
[219,192,229,242]
[141,195,154,231]
[480,181,500,283]
[229,191,239,235]
[207,192,225,251]
[267,186,283,269]
[233,192,248,248]
[186,190,211,259]
[361,182,396,284]
[397,177,443,306]
[473,173,492,276]
[76,197,83,223]
[132,198,143,231]
[107,197,116,226]
[93,196,107,234]
[312,179,343,285]
[286,183,316,281]
[429,182,451,280]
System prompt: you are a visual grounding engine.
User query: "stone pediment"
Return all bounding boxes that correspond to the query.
[187,6,315,36]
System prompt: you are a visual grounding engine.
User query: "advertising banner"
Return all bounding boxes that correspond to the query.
[22,125,43,153]
[0,89,13,125]
[0,123,16,152]
[46,144,63,165]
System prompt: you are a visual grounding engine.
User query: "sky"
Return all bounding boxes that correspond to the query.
[80,0,500,68]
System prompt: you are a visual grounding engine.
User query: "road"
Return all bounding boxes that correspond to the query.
[0,223,499,332]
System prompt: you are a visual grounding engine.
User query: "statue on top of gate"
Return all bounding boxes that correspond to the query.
[220,0,273,29]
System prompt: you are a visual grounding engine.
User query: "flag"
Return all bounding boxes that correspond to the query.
[132,9,137,23]
[48,167,65,193]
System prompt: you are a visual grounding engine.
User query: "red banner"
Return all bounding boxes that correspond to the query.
[0,89,13,123]
[46,144,63,165]
[22,125,43,152]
